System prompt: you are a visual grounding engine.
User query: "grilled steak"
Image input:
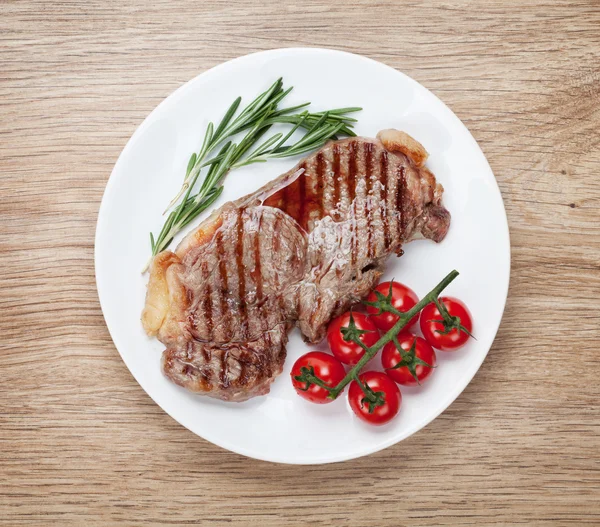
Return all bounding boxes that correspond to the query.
[142,129,450,401]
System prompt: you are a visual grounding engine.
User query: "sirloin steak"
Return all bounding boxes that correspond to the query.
[142,129,450,401]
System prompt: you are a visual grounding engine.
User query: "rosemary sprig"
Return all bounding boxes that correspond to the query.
[144,79,361,271]
[231,111,347,168]
[293,271,461,405]
[165,78,284,212]
[239,107,361,138]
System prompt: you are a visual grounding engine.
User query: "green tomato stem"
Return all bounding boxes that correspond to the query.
[327,270,459,399]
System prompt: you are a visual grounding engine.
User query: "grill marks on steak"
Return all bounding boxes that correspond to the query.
[162,323,289,400]
[181,206,307,345]
[142,130,451,401]
[151,205,306,400]
[263,139,407,262]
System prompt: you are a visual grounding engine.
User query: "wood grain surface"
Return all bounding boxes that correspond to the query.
[1,0,599,525]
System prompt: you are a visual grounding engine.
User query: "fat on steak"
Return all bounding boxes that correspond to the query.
[142,129,450,401]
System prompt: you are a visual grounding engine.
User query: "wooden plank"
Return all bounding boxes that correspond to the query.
[1,0,599,525]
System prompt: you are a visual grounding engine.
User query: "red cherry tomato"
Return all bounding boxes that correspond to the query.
[381,332,436,386]
[290,352,346,404]
[420,296,473,351]
[366,281,419,332]
[348,371,401,425]
[327,312,380,365]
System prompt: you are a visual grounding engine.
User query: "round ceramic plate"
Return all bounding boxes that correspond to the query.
[95,48,510,464]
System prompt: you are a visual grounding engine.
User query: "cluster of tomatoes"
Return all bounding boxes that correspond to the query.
[290,281,473,425]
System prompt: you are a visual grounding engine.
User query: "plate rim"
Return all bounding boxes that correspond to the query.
[95,47,511,464]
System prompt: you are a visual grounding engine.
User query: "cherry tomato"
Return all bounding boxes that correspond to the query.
[420,296,473,351]
[366,281,419,332]
[348,371,401,425]
[381,332,436,386]
[327,312,380,365]
[290,352,346,404]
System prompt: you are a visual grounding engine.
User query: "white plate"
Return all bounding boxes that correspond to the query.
[95,48,510,464]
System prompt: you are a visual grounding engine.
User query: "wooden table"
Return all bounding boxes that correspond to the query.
[2,1,599,525]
